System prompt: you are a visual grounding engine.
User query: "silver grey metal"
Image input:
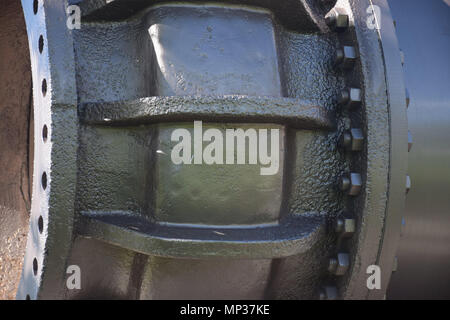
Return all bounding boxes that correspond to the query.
[387,0,450,300]
[339,173,362,196]
[340,128,364,151]
[335,46,357,69]
[339,88,362,110]
[325,7,349,31]
[335,218,356,238]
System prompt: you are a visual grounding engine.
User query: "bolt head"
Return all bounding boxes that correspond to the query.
[348,173,362,195]
[335,46,357,69]
[328,257,338,273]
[349,88,362,109]
[335,218,356,237]
[339,176,351,191]
[328,254,350,276]
[334,253,350,276]
[340,128,364,151]
[326,8,349,31]
[406,175,411,194]
[339,173,362,196]
[338,89,349,105]
[319,286,338,300]
[340,132,352,149]
[339,88,362,110]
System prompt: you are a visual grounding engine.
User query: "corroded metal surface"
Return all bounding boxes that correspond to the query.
[16,0,79,300]
[0,0,32,300]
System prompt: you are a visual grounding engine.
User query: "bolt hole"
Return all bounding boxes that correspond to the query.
[41,79,47,97]
[38,35,44,54]
[38,216,44,234]
[33,258,38,276]
[33,0,38,15]
[42,125,48,142]
[26,295,31,300]
[41,172,47,190]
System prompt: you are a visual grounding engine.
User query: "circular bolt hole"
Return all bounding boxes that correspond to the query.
[41,172,47,190]
[26,295,31,300]
[41,79,47,97]
[33,0,39,15]
[33,258,38,276]
[38,216,44,234]
[38,35,44,54]
[42,125,48,142]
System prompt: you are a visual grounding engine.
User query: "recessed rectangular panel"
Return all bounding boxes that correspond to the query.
[147,5,282,97]
[152,122,285,225]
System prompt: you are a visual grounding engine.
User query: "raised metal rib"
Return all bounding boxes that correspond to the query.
[78,212,326,259]
[81,96,334,130]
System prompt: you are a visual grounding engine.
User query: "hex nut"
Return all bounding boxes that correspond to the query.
[340,128,364,151]
[339,176,351,191]
[339,173,362,196]
[325,7,349,31]
[340,132,352,149]
[335,46,357,69]
[339,88,362,110]
[328,257,338,273]
[329,253,350,276]
[335,218,356,237]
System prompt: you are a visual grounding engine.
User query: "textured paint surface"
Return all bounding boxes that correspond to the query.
[16,0,79,300]
[9,0,416,300]
[147,6,282,97]
[77,0,331,32]
[81,96,334,130]
[71,3,345,299]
